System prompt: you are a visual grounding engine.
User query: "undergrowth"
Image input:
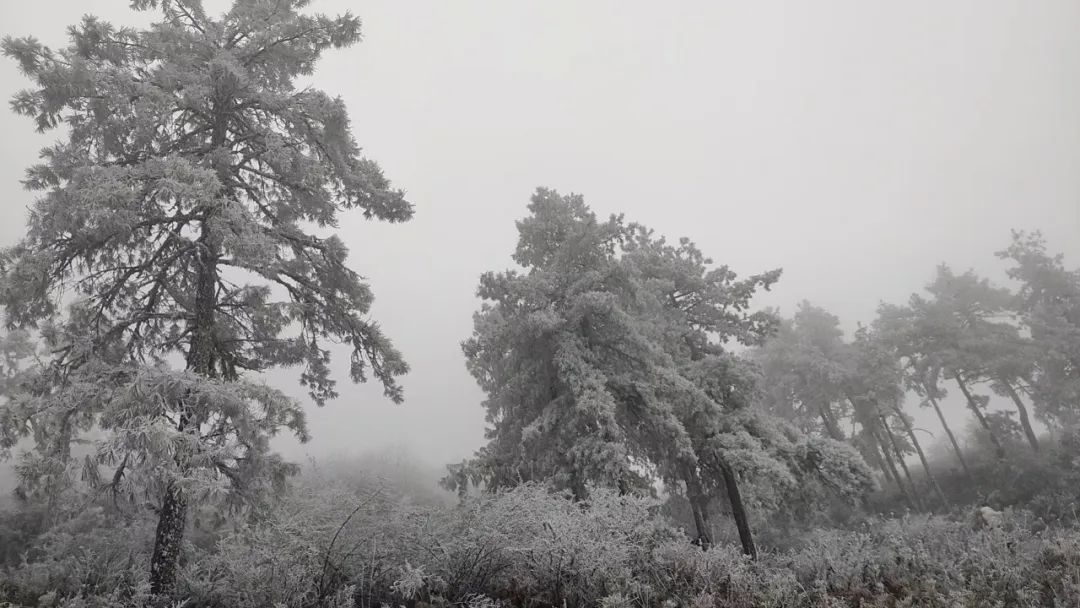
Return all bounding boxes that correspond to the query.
[2,470,1079,608]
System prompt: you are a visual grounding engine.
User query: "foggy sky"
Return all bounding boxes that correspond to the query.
[1,1,1078,469]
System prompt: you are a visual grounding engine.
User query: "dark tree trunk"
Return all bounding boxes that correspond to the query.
[873,428,914,509]
[924,388,971,478]
[871,432,900,487]
[954,373,1006,459]
[149,482,187,595]
[819,404,845,441]
[569,471,589,503]
[149,257,215,595]
[719,459,756,560]
[684,468,713,550]
[849,396,903,493]
[149,227,218,596]
[149,281,215,594]
[880,416,922,511]
[999,377,1040,452]
[150,105,227,596]
[891,403,948,507]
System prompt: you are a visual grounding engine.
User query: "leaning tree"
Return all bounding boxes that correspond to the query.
[923,265,1040,452]
[0,0,411,594]
[875,273,1011,459]
[447,188,874,557]
[752,301,854,442]
[997,231,1080,429]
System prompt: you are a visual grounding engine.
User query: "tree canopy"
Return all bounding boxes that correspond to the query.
[998,231,1080,428]
[449,188,875,555]
[0,0,411,593]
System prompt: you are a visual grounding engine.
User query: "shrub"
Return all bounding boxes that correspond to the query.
[6,458,1080,608]
[0,506,153,607]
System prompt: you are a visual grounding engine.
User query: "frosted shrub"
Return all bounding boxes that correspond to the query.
[389,562,433,600]
[599,592,633,608]
[781,513,1053,607]
[459,593,503,608]
[647,540,802,608]
[1036,535,1080,606]
[0,507,153,607]
[178,473,410,608]
[12,472,1080,607]
[469,484,680,606]
[355,483,682,606]
[4,495,1080,607]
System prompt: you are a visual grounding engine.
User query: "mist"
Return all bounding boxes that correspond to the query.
[2,2,1080,605]
[1,1,1077,473]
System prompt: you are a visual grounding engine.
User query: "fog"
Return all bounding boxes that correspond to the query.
[1,0,1078,471]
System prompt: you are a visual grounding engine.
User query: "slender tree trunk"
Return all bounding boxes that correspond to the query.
[891,403,948,507]
[875,439,902,489]
[873,428,914,509]
[954,373,1006,459]
[684,467,713,550]
[880,416,922,511]
[150,229,218,595]
[688,497,711,550]
[819,403,845,441]
[924,388,971,478]
[849,396,900,489]
[999,377,1040,452]
[719,459,756,560]
[569,471,589,502]
[150,103,228,596]
[149,482,187,594]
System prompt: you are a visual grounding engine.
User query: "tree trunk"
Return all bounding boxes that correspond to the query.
[999,377,1040,452]
[149,228,218,595]
[891,403,948,507]
[954,373,1006,459]
[149,482,187,595]
[819,404,845,441]
[876,440,902,489]
[849,396,902,493]
[150,106,227,595]
[569,470,589,502]
[880,416,922,511]
[684,467,713,550]
[868,429,898,485]
[719,459,756,560]
[924,388,971,478]
[873,428,914,509]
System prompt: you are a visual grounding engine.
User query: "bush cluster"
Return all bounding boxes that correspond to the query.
[3,467,1080,608]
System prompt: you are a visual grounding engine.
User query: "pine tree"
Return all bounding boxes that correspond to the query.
[0,0,411,595]
[923,265,1040,452]
[997,231,1080,429]
[449,188,874,557]
[848,326,947,508]
[752,302,853,441]
[874,306,973,478]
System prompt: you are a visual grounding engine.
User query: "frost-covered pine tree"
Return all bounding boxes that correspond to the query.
[0,0,410,594]
[996,231,1080,429]
[876,265,1036,458]
[751,302,853,441]
[450,189,874,557]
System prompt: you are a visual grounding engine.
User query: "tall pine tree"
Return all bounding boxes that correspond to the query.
[0,0,411,594]
[997,231,1080,429]
[449,189,873,556]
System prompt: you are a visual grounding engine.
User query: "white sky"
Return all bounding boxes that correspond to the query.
[1,1,1078,469]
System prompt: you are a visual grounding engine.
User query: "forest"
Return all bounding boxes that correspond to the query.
[0,1,1079,607]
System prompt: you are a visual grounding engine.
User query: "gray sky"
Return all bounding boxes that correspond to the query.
[1,1,1078,469]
